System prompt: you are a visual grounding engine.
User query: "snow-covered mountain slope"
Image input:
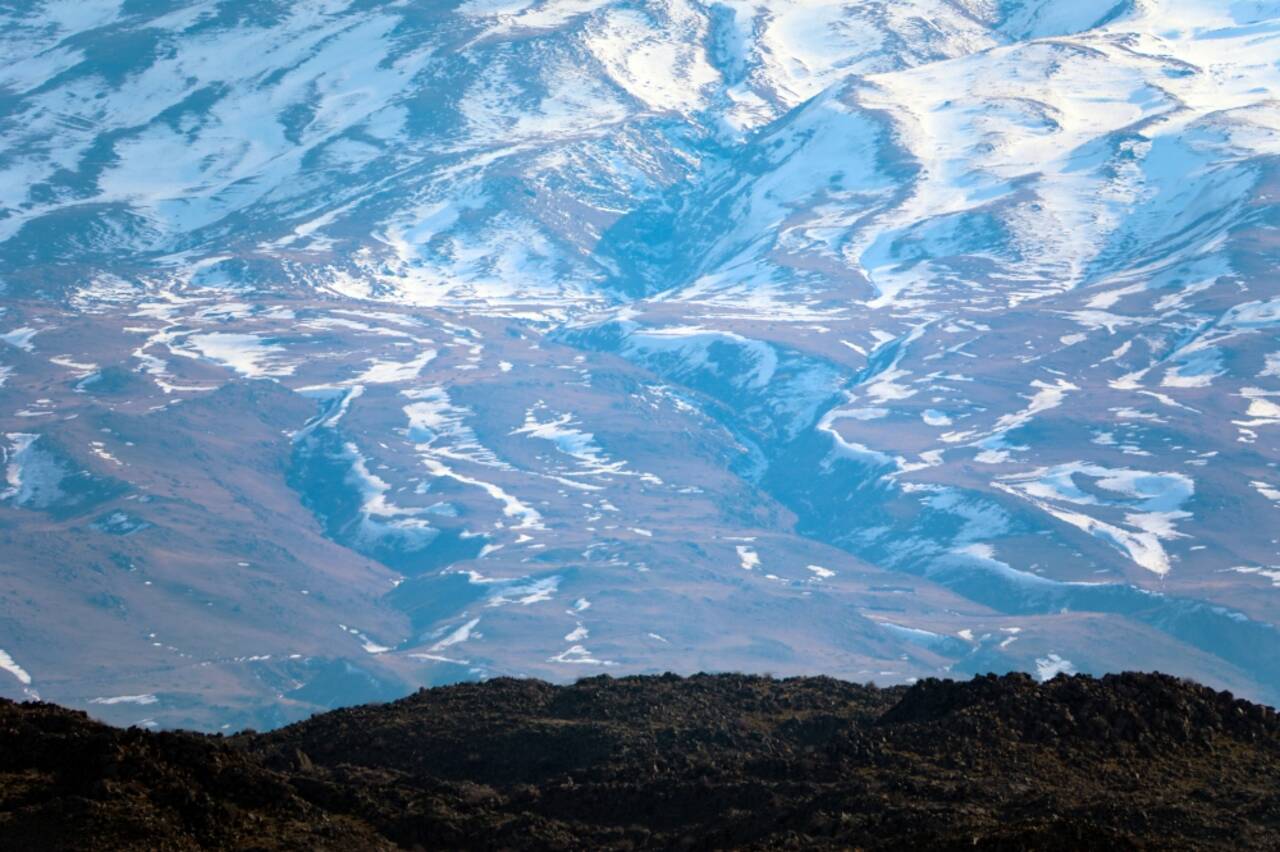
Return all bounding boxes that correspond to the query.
[1,0,1279,728]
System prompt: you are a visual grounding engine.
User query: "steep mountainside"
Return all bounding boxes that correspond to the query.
[0,1,1279,729]
[2,672,1280,849]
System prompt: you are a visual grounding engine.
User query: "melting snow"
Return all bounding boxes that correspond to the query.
[180,333,294,378]
[0,327,38,351]
[486,576,559,607]
[90,694,158,705]
[997,463,1194,575]
[549,645,617,666]
[1035,654,1077,682]
[512,406,629,477]
[0,649,32,685]
[431,618,480,651]
[1229,566,1280,587]
[354,348,437,383]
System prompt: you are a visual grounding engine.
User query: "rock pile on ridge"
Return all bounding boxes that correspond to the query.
[1,672,1278,849]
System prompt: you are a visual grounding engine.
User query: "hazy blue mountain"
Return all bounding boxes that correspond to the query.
[1,0,1279,729]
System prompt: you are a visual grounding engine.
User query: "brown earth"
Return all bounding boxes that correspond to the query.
[1,671,1278,850]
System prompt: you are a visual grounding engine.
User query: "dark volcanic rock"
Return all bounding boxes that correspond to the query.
[2,672,1278,850]
[0,700,391,850]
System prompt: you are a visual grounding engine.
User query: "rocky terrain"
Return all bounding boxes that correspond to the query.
[1,671,1278,849]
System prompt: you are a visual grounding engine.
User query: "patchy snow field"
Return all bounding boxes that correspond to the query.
[0,0,1279,729]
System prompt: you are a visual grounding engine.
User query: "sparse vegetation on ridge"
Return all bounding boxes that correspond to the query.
[1,671,1278,849]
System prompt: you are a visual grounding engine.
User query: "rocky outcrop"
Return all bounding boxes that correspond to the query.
[1,672,1277,849]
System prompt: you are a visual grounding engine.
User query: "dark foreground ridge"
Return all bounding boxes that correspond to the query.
[2,672,1279,850]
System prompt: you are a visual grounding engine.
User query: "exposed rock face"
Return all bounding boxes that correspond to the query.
[1,672,1277,849]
